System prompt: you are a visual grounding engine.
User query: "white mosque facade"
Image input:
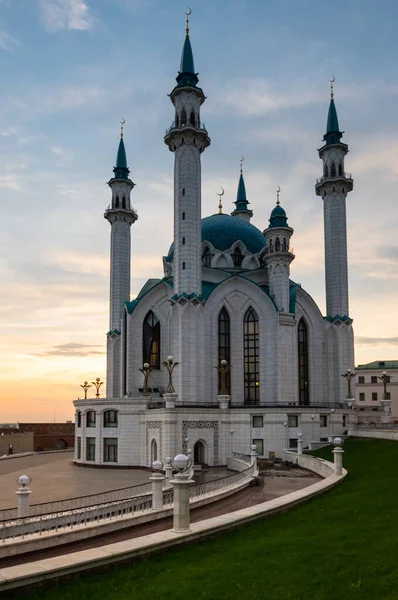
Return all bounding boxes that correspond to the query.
[74,20,355,467]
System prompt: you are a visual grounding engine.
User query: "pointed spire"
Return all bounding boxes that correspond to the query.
[323,77,343,145]
[113,119,130,180]
[176,8,199,88]
[234,157,250,212]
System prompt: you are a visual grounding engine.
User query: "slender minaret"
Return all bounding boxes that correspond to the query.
[164,11,210,296]
[315,80,353,318]
[104,124,137,397]
[231,158,253,222]
[263,188,294,313]
[164,13,210,403]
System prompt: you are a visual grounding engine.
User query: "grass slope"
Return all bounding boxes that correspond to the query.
[16,439,398,600]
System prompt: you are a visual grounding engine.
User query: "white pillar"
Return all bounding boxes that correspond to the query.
[150,472,165,510]
[250,444,258,468]
[16,487,31,518]
[333,447,344,475]
[164,393,177,408]
[218,395,230,409]
[297,434,303,456]
[164,462,173,484]
[170,472,194,533]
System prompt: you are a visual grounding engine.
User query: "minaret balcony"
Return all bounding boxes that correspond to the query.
[315,172,353,195]
[165,120,208,136]
[104,204,138,225]
[164,121,211,152]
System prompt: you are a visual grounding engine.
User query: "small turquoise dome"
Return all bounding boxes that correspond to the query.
[166,213,266,261]
[269,204,288,228]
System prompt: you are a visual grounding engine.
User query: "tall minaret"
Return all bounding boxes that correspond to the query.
[164,13,210,403]
[231,158,253,222]
[104,124,137,398]
[263,188,295,313]
[315,81,353,318]
[164,11,210,296]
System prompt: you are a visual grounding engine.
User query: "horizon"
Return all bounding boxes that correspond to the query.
[0,0,397,421]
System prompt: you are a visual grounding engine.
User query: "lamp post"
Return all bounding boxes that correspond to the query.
[162,356,179,394]
[80,381,91,400]
[16,475,32,518]
[150,460,166,510]
[341,368,356,401]
[378,371,392,421]
[139,363,153,396]
[170,453,194,533]
[283,421,288,449]
[332,437,344,476]
[310,414,316,444]
[91,378,104,399]
[229,429,235,456]
[297,432,303,456]
[330,408,335,440]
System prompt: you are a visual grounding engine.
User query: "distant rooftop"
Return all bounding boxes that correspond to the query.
[356,360,398,370]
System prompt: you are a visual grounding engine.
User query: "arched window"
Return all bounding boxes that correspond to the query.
[115,196,119,208]
[182,212,185,220]
[338,163,343,176]
[143,311,160,369]
[218,307,230,394]
[269,239,273,253]
[275,237,280,251]
[190,111,195,126]
[175,114,179,127]
[182,188,185,196]
[194,440,206,464]
[282,237,287,251]
[182,262,186,270]
[151,439,158,462]
[298,319,309,406]
[182,237,186,245]
[232,247,243,267]
[331,163,336,178]
[122,196,126,209]
[123,310,128,395]
[202,247,213,267]
[103,410,118,428]
[243,307,259,404]
[324,164,328,178]
[77,411,81,427]
[181,110,187,126]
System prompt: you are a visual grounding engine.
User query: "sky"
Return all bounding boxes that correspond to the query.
[0,0,397,422]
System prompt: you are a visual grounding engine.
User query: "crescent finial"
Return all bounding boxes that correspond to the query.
[276,186,281,205]
[329,75,335,100]
[217,186,224,214]
[185,6,192,35]
[120,118,125,139]
[185,6,192,16]
[240,156,244,175]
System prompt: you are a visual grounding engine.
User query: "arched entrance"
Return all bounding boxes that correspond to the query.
[150,439,158,463]
[54,439,68,450]
[194,440,206,465]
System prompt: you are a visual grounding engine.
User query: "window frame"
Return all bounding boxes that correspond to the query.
[320,415,328,428]
[243,307,260,405]
[252,439,264,455]
[252,415,264,428]
[103,438,118,463]
[103,410,118,428]
[218,307,231,394]
[86,437,96,461]
[143,310,161,369]
[86,411,96,428]
[288,415,299,428]
[298,319,309,406]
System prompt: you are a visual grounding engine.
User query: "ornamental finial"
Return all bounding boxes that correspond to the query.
[240,156,244,176]
[185,7,192,36]
[330,75,335,100]
[120,117,125,139]
[276,186,281,205]
[217,186,224,214]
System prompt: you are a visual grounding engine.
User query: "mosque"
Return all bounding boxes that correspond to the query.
[74,16,354,467]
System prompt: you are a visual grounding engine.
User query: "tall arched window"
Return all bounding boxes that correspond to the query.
[115,196,119,208]
[324,164,328,178]
[182,212,186,220]
[175,114,179,127]
[244,307,259,404]
[218,307,231,394]
[338,163,343,176]
[143,311,160,369]
[181,110,187,126]
[151,439,158,462]
[122,196,126,209]
[298,319,309,406]
[275,237,280,251]
[232,247,243,267]
[190,111,196,126]
[331,163,336,177]
[202,247,213,267]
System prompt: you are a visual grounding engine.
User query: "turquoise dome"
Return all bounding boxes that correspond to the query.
[166,213,266,261]
[268,204,288,228]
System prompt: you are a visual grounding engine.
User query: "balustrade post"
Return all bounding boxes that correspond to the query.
[297,433,303,456]
[250,444,258,475]
[332,437,344,476]
[170,471,194,533]
[150,462,166,510]
[16,475,32,519]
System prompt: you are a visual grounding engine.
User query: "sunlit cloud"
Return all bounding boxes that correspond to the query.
[39,0,95,32]
[34,342,105,357]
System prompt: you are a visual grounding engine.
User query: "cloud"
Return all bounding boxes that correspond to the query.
[39,0,94,32]
[34,342,105,357]
[356,337,398,346]
[0,28,18,51]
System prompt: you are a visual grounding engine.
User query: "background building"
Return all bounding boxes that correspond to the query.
[355,360,398,422]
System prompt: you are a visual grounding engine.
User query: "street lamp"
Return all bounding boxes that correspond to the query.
[341,368,356,400]
[283,421,288,449]
[229,429,235,455]
[310,414,316,442]
[378,371,391,400]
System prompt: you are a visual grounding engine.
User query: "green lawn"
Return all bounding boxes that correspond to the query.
[17,438,398,600]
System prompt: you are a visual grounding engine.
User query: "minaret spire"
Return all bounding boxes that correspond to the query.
[231,156,253,222]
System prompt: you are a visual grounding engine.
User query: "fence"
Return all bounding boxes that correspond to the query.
[0,460,254,543]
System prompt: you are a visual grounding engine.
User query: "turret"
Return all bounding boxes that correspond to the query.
[315,80,353,318]
[231,158,253,222]
[263,188,294,313]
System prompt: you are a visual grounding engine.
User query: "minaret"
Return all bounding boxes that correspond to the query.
[263,188,295,313]
[164,11,210,296]
[231,158,253,222]
[104,124,137,398]
[164,12,210,403]
[315,80,353,318]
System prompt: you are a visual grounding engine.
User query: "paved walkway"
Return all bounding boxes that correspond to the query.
[0,453,150,508]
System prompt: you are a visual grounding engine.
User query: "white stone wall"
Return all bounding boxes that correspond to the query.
[108,220,131,331]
